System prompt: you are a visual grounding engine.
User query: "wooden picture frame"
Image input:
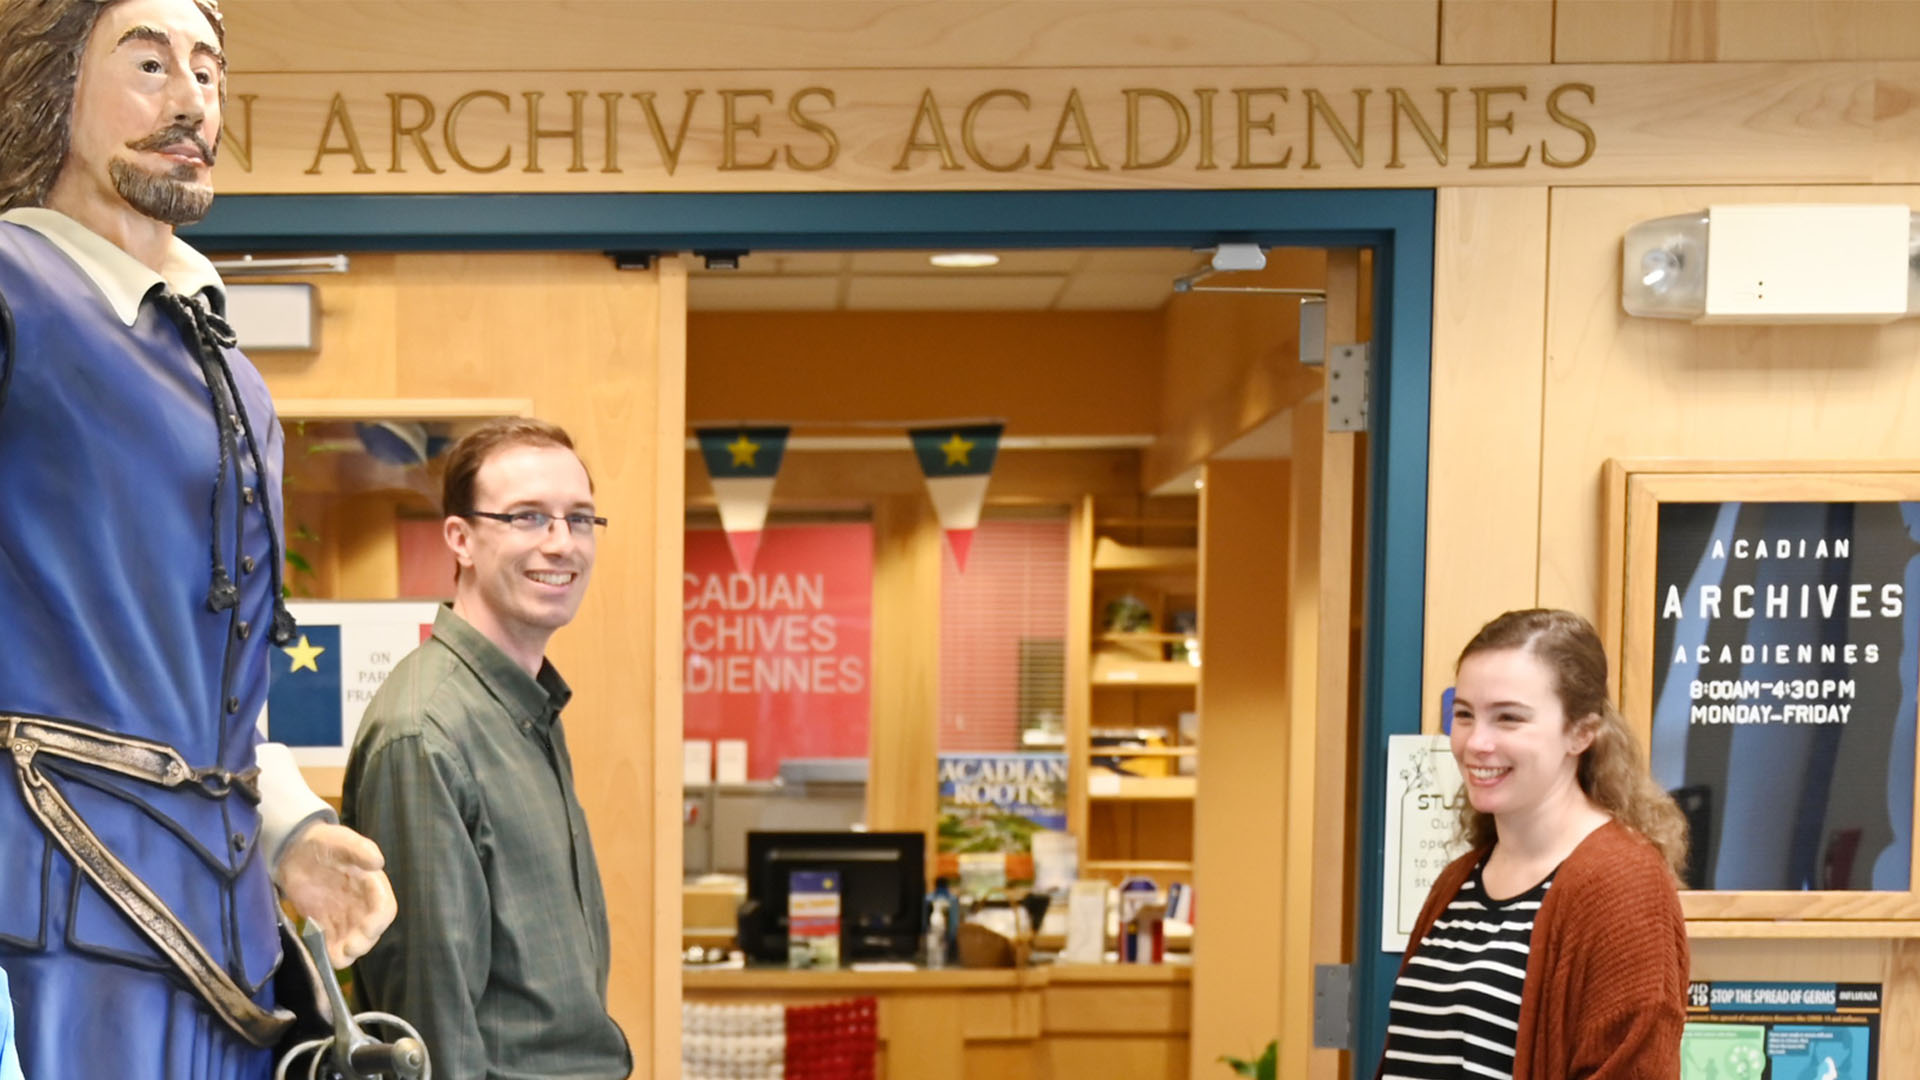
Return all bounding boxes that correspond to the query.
[1603,459,1920,930]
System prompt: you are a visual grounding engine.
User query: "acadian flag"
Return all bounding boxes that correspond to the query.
[696,426,789,573]
[262,601,441,767]
[266,626,341,749]
[909,423,1003,571]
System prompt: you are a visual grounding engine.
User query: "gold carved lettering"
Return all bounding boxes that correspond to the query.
[894,90,962,171]
[524,90,588,174]
[220,93,255,173]
[1471,85,1530,169]
[1542,82,1597,168]
[635,90,703,176]
[785,87,839,172]
[599,91,624,173]
[1233,87,1291,170]
[1038,89,1107,171]
[388,93,444,174]
[306,93,374,175]
[1387,87,1451,168]
[443,91,511,173]
[1194,88,1218,170]
[1303,88,1367,169]
[961,89,1030,172]
[720,89,777,171]
[1123,88,1190,170]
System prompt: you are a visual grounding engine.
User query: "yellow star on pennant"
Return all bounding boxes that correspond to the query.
[727,433,760,468]
[940,432,974,467]
[282,634,326,674]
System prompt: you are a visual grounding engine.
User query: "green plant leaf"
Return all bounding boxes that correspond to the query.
[1217,1040,1277,1079]
[285,551,315,576]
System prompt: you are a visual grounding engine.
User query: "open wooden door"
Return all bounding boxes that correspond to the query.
[1279,249,1369,1080]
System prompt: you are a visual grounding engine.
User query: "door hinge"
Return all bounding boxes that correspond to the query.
[1327,343,1370,432]
[1313,962,1354,1049]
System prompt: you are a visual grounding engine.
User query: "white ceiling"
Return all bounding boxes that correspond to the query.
[686,248,1206,313]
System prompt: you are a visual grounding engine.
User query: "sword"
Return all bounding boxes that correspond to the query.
[273,921,430,1080]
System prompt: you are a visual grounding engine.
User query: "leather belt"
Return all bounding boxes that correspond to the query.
[2,713,293,1048]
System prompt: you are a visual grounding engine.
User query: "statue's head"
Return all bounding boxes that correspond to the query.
[0,0,226,224]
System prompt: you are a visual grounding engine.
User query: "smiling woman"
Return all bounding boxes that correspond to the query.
[1378,609,1690,1080]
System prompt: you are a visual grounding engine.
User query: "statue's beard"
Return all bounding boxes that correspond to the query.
[111,126,219,226]
[109,158,213,226]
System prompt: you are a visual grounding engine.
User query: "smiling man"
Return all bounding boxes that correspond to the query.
[0,1,396,1077]
[343,418,633,1080]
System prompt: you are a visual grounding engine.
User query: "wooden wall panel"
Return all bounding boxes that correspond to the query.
[688,312,1164,439]
[1556,0,1920,62]
[1439,0,1553,64]
[649,257,690,1080]
[1190,459,1291,1078]
[1421,187,1548,728]
[868,494,944,854]
[225,1,1438,74]
[259,251,683,1073]
[1535,185,1920,620]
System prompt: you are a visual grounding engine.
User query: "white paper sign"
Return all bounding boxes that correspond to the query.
[715,739,749,784]
[1382,733,1470,952]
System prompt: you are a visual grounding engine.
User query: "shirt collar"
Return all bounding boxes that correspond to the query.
[431,605,572,731]
[0,207,225,326]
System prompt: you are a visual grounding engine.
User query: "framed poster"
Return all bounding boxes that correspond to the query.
[1608,461,1920,922]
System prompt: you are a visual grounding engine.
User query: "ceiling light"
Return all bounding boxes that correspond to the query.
[929,252,1000,269]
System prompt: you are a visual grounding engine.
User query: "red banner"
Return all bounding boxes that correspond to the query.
[683,523,872,779]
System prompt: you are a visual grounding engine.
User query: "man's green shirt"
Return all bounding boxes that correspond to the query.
[343,607,630,1080]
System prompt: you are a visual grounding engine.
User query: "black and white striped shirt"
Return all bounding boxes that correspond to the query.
[1381,860,1556,1079]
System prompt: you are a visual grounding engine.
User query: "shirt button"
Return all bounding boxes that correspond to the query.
[242,487,256,505]
[240,555,256,574]
[225,696,239,714]
[237,621,251,640]
[231,832,248,852]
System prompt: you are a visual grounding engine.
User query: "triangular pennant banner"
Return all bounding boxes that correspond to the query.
[908,423,1002,571]
[695,426,789,573]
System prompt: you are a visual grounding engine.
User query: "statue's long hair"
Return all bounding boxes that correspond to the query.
[0,0,225,211]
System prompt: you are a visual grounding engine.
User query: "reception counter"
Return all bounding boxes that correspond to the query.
[683,962,1192,1080]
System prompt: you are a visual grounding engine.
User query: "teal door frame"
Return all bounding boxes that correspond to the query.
[186,188,1430,1066]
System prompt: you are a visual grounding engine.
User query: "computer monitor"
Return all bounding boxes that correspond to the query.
[742,830,925,963]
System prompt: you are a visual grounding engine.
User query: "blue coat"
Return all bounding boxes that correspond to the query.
[0,222,285,1079]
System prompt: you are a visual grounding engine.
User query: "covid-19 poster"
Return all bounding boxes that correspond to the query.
[1649,500,1920,892]
[1683,981,1880,1080]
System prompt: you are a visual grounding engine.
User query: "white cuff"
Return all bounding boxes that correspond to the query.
[256,741,337,873]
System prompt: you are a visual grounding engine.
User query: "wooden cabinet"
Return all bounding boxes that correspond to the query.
[1067,495,1199,887]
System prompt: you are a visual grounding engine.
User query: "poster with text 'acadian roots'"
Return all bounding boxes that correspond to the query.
[937,753,1067,881]
[1683,981,1879,1080]
[1651,501,1920,891]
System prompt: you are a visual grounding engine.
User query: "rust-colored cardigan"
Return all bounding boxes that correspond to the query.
[1381,820,1689,1079]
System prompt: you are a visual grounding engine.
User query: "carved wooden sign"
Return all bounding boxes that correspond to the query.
[211,62,1920,193]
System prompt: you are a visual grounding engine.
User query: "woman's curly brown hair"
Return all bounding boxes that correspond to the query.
[0,0,224,212]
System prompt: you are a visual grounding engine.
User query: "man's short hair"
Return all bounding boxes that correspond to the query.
[0,0,227,212]
[441,416,590,518]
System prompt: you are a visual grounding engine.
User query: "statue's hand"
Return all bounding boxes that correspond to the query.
[275,822,397,969]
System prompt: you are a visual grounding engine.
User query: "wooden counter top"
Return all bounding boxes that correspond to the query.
[683,961,1191,992]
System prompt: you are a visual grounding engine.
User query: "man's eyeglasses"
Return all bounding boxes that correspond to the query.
[460,510,608,535]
